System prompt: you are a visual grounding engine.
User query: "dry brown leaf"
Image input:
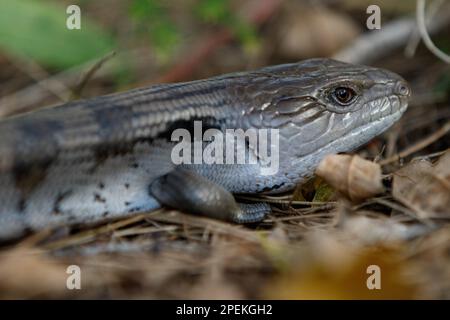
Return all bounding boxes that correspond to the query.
[316,154,384,202]
[392,150,450,219]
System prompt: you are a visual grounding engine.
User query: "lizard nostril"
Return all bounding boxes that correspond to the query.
[395,81,410,97]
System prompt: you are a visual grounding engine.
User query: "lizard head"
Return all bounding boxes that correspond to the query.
[235,58,410,186]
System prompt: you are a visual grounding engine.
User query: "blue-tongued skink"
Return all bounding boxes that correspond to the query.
[0,58,410,240]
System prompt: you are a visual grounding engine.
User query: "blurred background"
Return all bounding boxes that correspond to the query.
[1,0,448,118]
[0,0,449,299]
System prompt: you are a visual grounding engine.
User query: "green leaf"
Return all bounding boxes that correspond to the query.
[130,0,163,19]
[312,178,336,203]
[195,0,231,24]
[231,18,260,54]
[0,0,115,69]
[195,0,260,53]
[147,19,180,62]
[435,73,450,96]
[130,0,180,62]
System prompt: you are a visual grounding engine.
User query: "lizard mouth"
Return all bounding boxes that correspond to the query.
[295,93,408,160]
[367,93,409,126]
[336,93,409,151]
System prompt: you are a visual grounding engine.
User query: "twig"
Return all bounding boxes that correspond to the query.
[72,51,116,99]
[412,150,447,161]
[405,0,444,57]
[42,213,155,250]
[236,195,336,206]
[373,198,425,223]
[6,54,72,103]
[266,213,334,223]
[0,48,152,118]
[333,2,450,64]
[379,121,450,165]
[112,225,178,238]
[148,210,264,243]
[0,61,97,118]
[416,0,450,64]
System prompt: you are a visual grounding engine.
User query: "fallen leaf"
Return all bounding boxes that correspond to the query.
[392,150,450,219]
[316,154,384,202]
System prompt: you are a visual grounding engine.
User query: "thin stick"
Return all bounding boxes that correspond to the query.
[379,121,450,165]
[112,225,178,238]
[266,213,335,223]
[236,195,336,206]
[417,0,450,64]
[42,213,154,250]
[149,211,263,243]
[72,51,116,98]
[405,0,444,57]
[7,54,72,103]
[333,2,450,64]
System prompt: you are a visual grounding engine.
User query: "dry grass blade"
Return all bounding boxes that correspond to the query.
[237,195,335,206]
[42,212,159,251]
[148,211,265,243]
[72,51,116,99]
[380,121,450,165]
[112,225,179,238]
[392,150,450,221]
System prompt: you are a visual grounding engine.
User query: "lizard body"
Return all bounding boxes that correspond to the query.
[0,59,410,240]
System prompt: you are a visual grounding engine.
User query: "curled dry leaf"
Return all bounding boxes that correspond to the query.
[392,149,450,219]
[315,154,384,202]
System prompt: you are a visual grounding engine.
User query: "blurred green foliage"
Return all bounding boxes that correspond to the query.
[130,0,180,63]
[195,0,232,23]
[312,179,335,203]
[196,0,259,53]
[433,39,450,95]
[435,73,450,96]
[130,0,259,61]
[0,0,260,70]
[0,0,115,69]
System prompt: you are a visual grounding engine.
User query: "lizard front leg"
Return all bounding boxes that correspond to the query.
[149,167,270,223]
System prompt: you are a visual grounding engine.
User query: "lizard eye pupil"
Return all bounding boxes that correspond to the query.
[332,87,356,105]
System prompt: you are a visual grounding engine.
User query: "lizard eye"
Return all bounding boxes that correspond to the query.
[331,87,356,105]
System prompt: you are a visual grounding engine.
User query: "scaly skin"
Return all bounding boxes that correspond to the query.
[0,59,410,240]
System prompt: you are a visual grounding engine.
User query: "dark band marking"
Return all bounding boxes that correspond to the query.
[53,190,73,215]
[13,159,53,213]
[156,116,224,141]
[128,207,142,213]
[18,198,26,213]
